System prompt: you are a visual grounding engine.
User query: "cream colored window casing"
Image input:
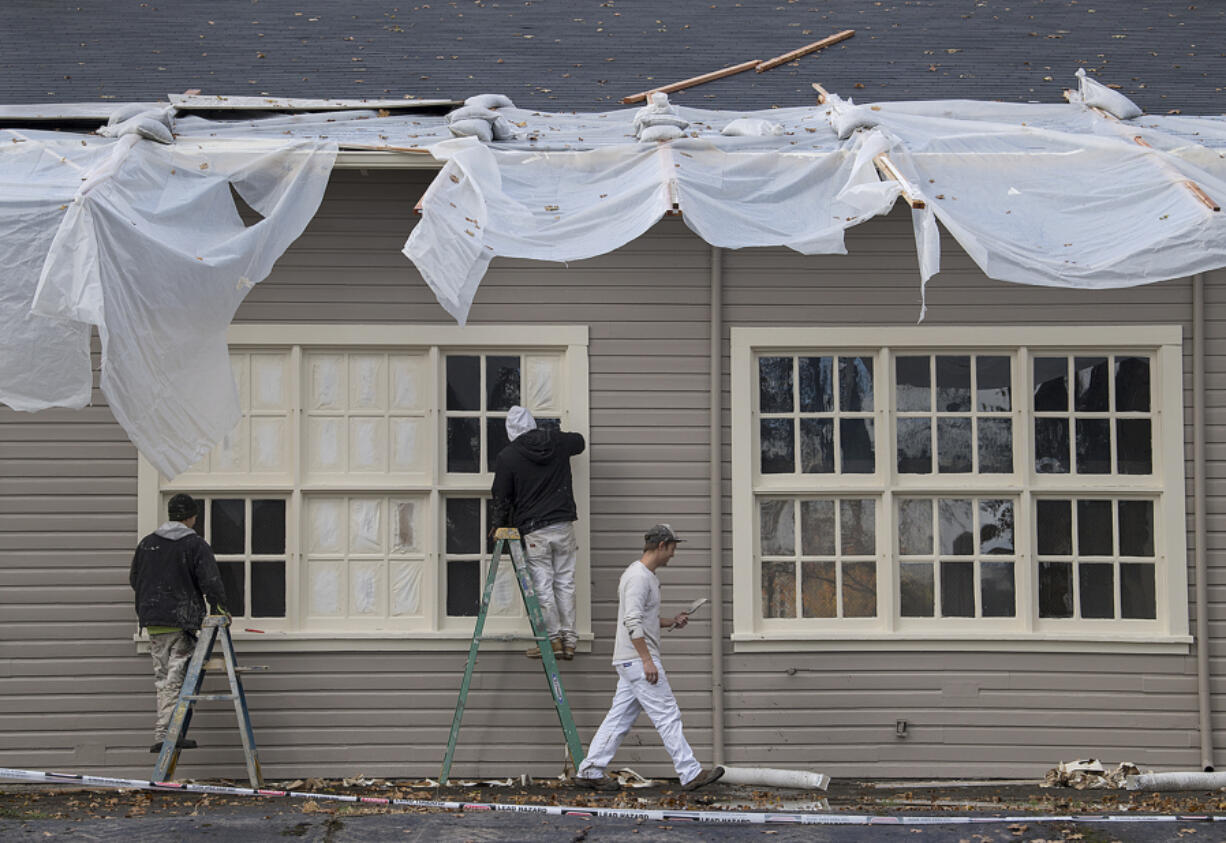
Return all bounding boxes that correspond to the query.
[731,326,1190,653]
[138,324,590,651]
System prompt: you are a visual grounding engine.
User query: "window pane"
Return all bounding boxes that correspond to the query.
[1033,357,1068,411]
[217,561,245,616]
[759,499,795,556]
[800,499,835,556]
[937,417,972,473]
[1120,563,1157,619]
[799,418,834,473]
[840,499,875,556]
[762,561,796,618]
[446,498,481,555]
[840,418,875,473]
[447,417,481,473]
[1036,500,1072,556]
[760,418,794,474]
[1116,419,1152,475]
[446,560,481,616]
[251,499,286,555]
[839,356,874,411]
[1074,356,1109,412]
[1039,561,1074,618]
[900,562,934,616]
[1078,563,1115,619]
[211,499,245,555]
[896,418,932,474]
[1118,500,1155,557]
[1035,418,1070,473]
[446,355,480,411]
[895,355,930,412]
[251,561,286,617]
[979,499,1014,555]
[486,417,511,473]
[976,356,1012,412]
[759,356,793,413]
[1076,499,1113,556]
[938,498,974,556]
[485,355,520,411]
[798,356,833,413]
[1075,418,1111,474]
[935,355,971,412]
[981,561,1015,617]
[978,418,1013,474]
[842,561,877,618]
[1115,357,1151,412]
[940,561,975,617]
[800,560,835,618]
[898,498,933,556]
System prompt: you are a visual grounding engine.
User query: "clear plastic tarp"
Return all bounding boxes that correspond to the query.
[0,129,335,476]
[3,82,1226,477]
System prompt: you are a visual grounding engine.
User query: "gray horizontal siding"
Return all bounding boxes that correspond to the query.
[0,169,1220,780]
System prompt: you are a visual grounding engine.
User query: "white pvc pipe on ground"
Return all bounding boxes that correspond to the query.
[719,766,829,791]
[1126,771,1226,791]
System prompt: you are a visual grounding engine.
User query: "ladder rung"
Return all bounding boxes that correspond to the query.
[476,635,546,642]
[182,693,237,702]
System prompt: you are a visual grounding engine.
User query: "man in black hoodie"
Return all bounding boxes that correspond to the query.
[130,493,228,751]
[490,406,586,660]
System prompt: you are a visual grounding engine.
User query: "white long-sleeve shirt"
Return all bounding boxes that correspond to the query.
[611,560,662,665]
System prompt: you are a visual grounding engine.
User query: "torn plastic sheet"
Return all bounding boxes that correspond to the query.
[404,132,898,324]
[0,131,114,412]
[25,135,335,478]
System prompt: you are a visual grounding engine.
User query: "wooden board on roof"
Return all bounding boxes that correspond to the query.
[169,94,460,111]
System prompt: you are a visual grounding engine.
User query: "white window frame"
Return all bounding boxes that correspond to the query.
[137,323,590,652]
[731,325,1190,653]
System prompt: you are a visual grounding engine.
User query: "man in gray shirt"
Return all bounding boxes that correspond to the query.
[573,524,724,792]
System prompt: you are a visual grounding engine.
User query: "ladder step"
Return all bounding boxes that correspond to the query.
[182,693,237,702]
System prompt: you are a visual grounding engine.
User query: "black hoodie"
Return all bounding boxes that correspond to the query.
[490,428,586,535]
[129,521,229,630]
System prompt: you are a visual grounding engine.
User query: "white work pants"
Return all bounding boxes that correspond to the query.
[524,521,578,648]
[577,659,703,785]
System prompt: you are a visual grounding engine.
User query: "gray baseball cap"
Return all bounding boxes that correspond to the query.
[644,523,684,545]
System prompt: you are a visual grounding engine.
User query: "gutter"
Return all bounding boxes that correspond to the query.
[1194,272,1214,772]
[710,245,726,766]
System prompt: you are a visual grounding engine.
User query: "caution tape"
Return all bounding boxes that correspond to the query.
[0,767,1222,826]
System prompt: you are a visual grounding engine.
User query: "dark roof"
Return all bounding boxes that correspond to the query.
[2,0,1223,114]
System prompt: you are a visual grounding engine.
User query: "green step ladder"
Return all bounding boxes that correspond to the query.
[439,527,585,785]
[152,614,266,788]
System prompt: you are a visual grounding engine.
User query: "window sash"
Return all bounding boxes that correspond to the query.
[731,326,1188,648]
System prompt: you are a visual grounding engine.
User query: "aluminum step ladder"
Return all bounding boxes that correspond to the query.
[439,527,585,784]
[152,614,265,788]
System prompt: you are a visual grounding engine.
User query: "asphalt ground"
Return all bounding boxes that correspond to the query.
[3,777,1225,841]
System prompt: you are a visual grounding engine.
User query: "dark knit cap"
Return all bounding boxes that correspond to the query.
[168,493,199,522]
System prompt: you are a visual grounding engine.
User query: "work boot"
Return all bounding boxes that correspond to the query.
[681,766,725,791]
[573,775,620,792]
[561,645,575,660]
[149,737,198,753]
[526,639,564,659]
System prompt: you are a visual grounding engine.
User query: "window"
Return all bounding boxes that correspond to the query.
[731,326,1188,651]
[139,325,589,649]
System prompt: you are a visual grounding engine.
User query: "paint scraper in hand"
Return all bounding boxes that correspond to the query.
[668,596,709,630]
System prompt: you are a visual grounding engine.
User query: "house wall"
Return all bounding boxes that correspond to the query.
[0,168,1219,780]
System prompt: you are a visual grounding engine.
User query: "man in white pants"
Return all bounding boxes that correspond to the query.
[574,524,724,792]
[490,406,586,659]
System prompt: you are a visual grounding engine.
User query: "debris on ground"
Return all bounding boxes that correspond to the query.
[1042,758,1142,789]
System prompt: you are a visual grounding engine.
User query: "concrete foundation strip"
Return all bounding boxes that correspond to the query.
[1,767,1222,826]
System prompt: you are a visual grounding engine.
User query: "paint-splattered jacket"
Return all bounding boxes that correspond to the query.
[129,522,228,630]
[490,428,586,535]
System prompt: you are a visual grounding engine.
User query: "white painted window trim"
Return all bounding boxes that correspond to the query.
[730,325,1191,654]
[137,323,590,652]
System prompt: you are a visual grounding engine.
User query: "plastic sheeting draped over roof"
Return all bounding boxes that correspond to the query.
[2,86,1225,477]
[0,129,335,477]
